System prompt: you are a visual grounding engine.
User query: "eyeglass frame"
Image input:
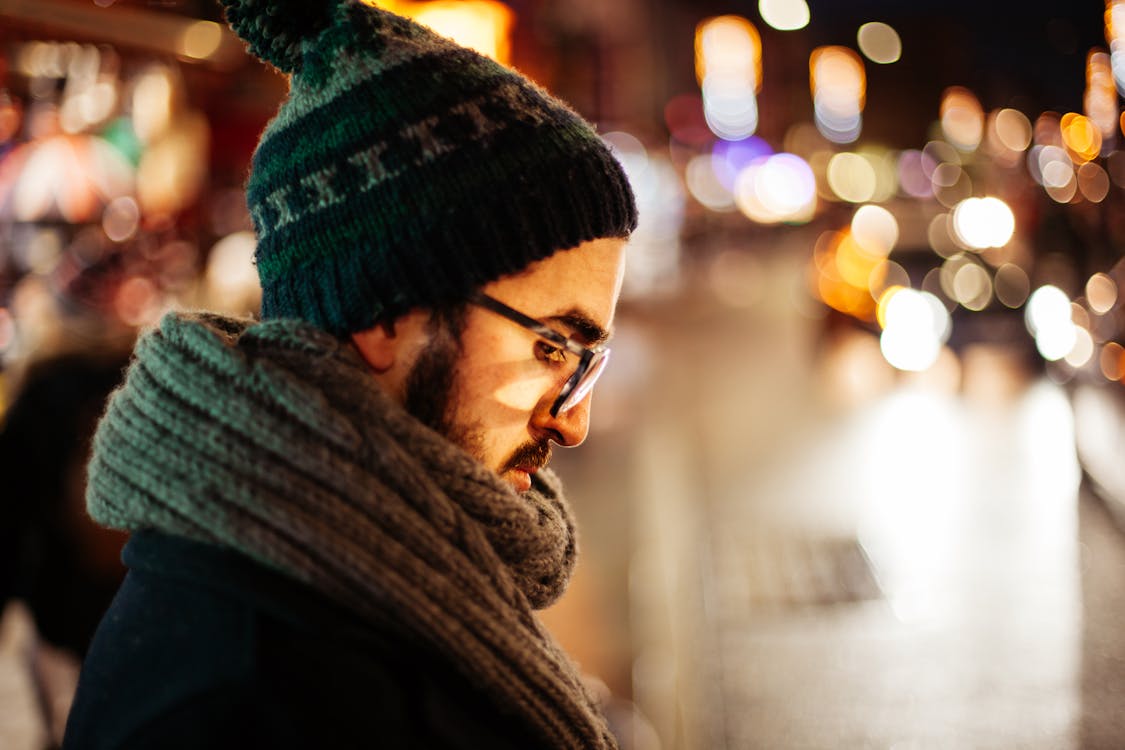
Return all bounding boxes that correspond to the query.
[469,292,610,417]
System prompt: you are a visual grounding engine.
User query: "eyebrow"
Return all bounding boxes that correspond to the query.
[546,308,611,346]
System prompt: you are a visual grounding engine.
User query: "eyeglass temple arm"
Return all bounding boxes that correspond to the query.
[469,292,585,353]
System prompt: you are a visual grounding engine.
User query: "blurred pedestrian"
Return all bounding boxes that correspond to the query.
[62,0,637,748]
[0,352,129,749]
[0,352,129,657]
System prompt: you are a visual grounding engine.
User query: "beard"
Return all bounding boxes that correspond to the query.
[402,320,552,479]
[402,323,480,456]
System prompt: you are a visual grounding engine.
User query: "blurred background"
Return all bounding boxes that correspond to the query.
[2,0,1125,748]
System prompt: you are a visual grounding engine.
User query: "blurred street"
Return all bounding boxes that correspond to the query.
[554,239,1125,749]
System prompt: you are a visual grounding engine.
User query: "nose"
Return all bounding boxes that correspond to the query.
[532,392,592,447]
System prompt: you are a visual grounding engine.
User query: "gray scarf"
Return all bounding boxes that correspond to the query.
[86,311,616,750]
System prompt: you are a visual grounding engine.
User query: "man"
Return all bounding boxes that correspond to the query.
[62,0,636,748]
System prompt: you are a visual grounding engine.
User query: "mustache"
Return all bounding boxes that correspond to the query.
[502,440,553,473]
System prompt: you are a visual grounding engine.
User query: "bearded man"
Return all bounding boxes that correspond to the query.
[62,0,637,748]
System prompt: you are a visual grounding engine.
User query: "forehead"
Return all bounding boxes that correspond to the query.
[481,237,628,331]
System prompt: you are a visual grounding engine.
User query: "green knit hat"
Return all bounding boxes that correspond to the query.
[220,0,638,336]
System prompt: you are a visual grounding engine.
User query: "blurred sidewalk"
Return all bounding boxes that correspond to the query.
[1074,382,1125,530]
[553,237,1125,749]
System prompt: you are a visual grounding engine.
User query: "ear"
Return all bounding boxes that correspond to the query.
[351,320,399,373]
[350,309,432,373]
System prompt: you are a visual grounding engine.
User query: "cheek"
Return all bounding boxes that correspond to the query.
[492,377,552,413]
[457,323,555,417]
[449,377,542,472]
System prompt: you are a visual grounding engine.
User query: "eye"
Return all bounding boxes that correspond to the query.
[535,340,568,365]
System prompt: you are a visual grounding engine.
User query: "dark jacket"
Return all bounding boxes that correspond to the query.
[63,530,546,749]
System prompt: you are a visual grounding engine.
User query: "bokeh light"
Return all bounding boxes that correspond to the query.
[711,136,773,189]
[734,152,816,224]
[204,231,261,316]
[179,21,224,61]
[1110,1,1125,95]
[1026,285,1077,361]
[986,108,1033,162]
[135,111,209,216]
[875,284,906,328]
[1065,325,1095,368]
[1060,112,1101,163]
[860,147,899,202]
[930,162,972,207]
[1072,302,1090,333]
[994,263,1031,308]
[1085,51,1117,148]
[878,288,950,372]
[951,262,993,311]
[102,195,140,242]
[951,196,1015,250]
[686,154,735,211]
[696,16,763,139]
[1034,111,1064,148]
[1087,272,1118,314]
[1031,144,1078,202]
[826,152,875,202]
[940,87,984,152]
[833,231,880,288]
[922,140,960,173]
[1077,161,1110,202]
[758,0,809,31]
[851,204,898,256]
[928,213,965,259]
[869,259,910,301]
[1100,342,1125,380]
[702,76,760,140]
[664,94,711,147]
[856,22,901,65]
[114,275,163,328]
[812,229,877,321]
[810,46,865,144]
[603,131,650,185]
[897,149,935,198]
[390,0,514,63]
[131,66,175,144]
[2,133,135,223]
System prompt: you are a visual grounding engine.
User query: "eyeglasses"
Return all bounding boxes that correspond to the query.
[470,292,611,417]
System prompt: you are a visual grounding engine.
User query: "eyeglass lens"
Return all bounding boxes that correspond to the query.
[555,349,611,415]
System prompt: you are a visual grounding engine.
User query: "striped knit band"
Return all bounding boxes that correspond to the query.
[222,0,638,336]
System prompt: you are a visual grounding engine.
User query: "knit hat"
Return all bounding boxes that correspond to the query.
[220,0,638,336]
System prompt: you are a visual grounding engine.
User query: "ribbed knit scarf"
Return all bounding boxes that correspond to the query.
[85,311,617,750]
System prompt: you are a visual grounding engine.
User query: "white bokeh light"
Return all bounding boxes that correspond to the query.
[1025,285,1072,336]
[951,196,1015,249]
[851,204,898,256]
[734,152,816,223]
[879,288,950,371]
[758,0,809,31]
[1026,285,1077,362]
[686,154,735,211]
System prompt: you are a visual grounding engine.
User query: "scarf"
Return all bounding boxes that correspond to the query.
[85,311,617,750]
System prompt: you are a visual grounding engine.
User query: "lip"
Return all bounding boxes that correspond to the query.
[508,467,536,493]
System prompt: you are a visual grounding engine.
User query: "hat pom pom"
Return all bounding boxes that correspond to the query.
[221,0,336,74]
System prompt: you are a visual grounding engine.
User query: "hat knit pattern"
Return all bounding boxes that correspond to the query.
[224,0,637,336]
[86,312,618,749]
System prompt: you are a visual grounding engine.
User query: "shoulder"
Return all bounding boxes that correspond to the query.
[64,531,546,750]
